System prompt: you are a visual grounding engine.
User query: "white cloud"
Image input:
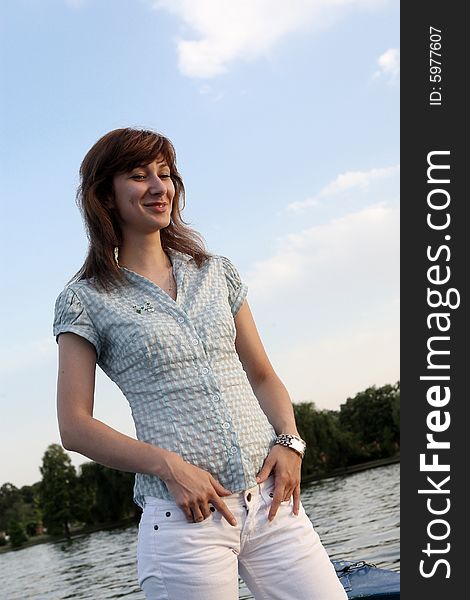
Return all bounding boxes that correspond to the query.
[287,164,399,213]
[272,319,399,409]
[147,0,388,78]
[374,47,400,82]
[245,201,399,407]
[248,201,399,299]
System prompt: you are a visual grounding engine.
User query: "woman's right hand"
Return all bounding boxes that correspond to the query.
[161,454,237,526]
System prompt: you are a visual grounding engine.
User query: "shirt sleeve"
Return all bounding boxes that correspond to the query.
[53,286,101,357]
[219,255,248,317]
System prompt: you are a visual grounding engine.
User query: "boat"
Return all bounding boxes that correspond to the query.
[332,560,400,599]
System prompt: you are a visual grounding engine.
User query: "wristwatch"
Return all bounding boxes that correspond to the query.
[274,433,307,458]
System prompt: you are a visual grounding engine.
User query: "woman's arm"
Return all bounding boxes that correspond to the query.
[234,299,300,436]
[234,299,303,520]
[57,332,174,474]
[56,332,237,525]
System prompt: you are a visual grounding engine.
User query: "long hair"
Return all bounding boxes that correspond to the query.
[72,127,212,290]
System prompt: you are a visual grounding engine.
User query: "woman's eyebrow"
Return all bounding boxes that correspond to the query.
[132,162,170,171]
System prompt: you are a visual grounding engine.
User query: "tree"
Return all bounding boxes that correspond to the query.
[1,482,44,542]
[0,483,22,532]
[8,519,28,548]
[78,462,137,524]
[293,402,359,478]
[339,382,400,458]
[38,444,79,538]
[20,483,43,536]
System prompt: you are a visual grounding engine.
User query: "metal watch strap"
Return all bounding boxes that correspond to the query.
[274,433,306,458]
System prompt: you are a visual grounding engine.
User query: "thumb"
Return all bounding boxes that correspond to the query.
[256,457,274,483]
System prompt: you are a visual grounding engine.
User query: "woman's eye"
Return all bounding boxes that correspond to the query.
[129,173,171,180]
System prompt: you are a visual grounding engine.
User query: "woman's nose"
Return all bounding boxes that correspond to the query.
[148,174,166,195]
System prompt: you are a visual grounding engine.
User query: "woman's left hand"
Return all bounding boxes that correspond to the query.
[256,443,302,521]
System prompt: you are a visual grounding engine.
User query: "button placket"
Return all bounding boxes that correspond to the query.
[107,251,273,505]
[167,249,190,308]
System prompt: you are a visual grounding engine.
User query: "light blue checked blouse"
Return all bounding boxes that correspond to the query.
[53,249,277,508]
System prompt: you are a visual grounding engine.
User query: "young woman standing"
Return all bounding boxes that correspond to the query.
[53,127,347,600]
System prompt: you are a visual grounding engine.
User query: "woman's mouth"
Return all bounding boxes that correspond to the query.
[144,201,168,213]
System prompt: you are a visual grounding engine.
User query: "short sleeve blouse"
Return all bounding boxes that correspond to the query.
[53,250,276,507]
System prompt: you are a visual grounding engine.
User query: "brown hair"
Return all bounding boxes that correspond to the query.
[72,127,212,290]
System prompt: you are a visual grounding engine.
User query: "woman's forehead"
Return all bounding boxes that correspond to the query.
[136,156,170,168]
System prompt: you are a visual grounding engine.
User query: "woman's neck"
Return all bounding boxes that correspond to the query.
[117,232,171,274]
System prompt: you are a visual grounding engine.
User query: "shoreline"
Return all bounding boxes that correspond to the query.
[301,454,400,485]
[1,455,399,555]
[0,517,139,555]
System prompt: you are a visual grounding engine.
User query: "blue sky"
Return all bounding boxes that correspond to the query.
[0,0,399,487]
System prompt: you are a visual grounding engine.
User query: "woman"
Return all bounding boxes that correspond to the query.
[53,127,347,600]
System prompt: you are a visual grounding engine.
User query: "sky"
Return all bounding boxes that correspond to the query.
[0,0,399,488]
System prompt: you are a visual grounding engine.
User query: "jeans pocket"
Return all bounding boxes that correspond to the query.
[149,501,216,528]
[260,477,294,509]
[166,507,215,527]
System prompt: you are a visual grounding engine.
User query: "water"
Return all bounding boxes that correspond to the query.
[0,463,399,599]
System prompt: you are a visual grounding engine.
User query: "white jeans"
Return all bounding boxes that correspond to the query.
[137,474,347,600]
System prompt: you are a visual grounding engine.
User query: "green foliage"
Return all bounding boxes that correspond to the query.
[339,382,400,458]
[293,403,364,479]
[293,382,400,478]
[1,482,43,541]
[0,483,22,532]
[8,519,28,548]
[39,444,80,537]
[77,462,137,524]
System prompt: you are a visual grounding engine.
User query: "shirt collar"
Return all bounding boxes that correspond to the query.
[166,247,193,264]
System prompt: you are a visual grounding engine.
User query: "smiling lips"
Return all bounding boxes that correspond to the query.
[144,201,168,213]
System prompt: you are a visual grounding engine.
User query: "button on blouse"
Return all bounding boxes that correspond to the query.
[53,249,277,508]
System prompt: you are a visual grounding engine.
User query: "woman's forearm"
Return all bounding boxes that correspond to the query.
[251,372,300,436]
[60,415,180,480]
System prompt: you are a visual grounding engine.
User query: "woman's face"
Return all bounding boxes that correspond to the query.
[111,156,175,236]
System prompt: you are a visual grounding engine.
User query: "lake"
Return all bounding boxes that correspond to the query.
[0,463,399,599]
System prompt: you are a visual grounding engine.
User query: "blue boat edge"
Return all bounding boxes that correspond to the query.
[332,560,400,599]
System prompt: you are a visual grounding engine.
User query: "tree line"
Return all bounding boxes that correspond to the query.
[1,382,399,549]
